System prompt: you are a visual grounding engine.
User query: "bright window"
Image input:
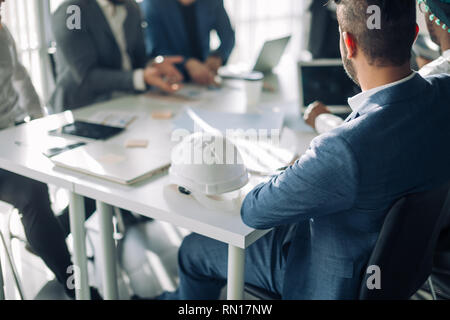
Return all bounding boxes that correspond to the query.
[3,0,47,101]
[224,0,311,64]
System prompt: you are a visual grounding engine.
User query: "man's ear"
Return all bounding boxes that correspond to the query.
[342,32,357,59]
[414,23,420,41]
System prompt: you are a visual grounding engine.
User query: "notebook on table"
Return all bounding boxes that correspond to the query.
[51,142,171,185]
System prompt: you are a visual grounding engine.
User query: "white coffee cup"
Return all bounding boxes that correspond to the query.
[243,72,264,112]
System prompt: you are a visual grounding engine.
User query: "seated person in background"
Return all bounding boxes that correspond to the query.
[305,0,450,134]
[0,0,101,299]
[140,0,235,86]
[307,0,341,59]
[413,34,441,69]
[50,0,183,112]
[157,0,450,300]
[418,0,450,75]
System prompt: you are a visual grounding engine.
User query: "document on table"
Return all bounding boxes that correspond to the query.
[172,107,285,135]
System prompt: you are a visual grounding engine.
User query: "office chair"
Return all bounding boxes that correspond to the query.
[419,224,450,300]
[359,181,450,299]
[243,181,450,300]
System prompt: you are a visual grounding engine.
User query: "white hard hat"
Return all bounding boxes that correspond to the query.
[169,132,249,197]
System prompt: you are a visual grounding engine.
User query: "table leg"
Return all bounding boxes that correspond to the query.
[69,192,90,300]
[97,201,119,300]
[0,252,5,300]
[227,245,245,300]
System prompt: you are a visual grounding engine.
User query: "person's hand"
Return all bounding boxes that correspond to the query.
[185,58,216,86]
[144,65,181,93]
[303,101,331,130]
[151,55,184,84]
[205,55,223,75]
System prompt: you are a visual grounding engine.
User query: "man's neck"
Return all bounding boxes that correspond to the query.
[357,63,412,91]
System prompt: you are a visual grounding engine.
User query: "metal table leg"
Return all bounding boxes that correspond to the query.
[227,245,245,300]
[0,251,5,300]
[69,192,90,300]
[97,201,119,300]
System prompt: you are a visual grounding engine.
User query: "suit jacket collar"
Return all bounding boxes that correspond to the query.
[345,73,428,122]
[88,0,117,45]
[348,72,417,113]
[88,0,137,66]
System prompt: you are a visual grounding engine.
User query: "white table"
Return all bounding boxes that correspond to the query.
[0,61,317,300]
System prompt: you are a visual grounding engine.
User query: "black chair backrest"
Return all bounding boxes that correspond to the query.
[359,181,450,299]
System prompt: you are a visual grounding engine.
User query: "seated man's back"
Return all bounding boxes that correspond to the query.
[245,73,450,299]
[155,0,450,301]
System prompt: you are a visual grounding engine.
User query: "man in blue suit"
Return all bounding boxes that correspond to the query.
[140,0,235,85]
[159,0,450,299]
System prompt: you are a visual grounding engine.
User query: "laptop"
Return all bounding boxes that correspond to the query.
[298,59,361,116]
[51,142,171,185]
[253,35,292,73]
[219,35,292,79]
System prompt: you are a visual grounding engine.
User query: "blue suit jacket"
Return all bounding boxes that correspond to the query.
[140,0,235,63]
[241,73,450,299]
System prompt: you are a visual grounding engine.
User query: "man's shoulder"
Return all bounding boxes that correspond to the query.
[52,0,90,21]
[0,24,13,41]
[53,0,88,12]
[52,0,91,34]
[422,73,450,88]
[421,73,450,106]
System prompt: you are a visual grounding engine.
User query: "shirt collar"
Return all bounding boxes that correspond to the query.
[97,0,117,16]
[347,71,417,113]
[97,0,126,18]
[97,0,111,8]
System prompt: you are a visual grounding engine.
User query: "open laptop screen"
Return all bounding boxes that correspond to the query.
[298,60,361,112]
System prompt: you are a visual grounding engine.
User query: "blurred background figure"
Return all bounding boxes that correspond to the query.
[417,0,450,75]
[140,0,235,86]
[50,0,183,112]
[307,0,340,59]
[413,34,441,69]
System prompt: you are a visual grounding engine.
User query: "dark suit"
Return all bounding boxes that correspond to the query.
[50,0,148,111]
[140,0,235,64]
[308,0,340,59]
